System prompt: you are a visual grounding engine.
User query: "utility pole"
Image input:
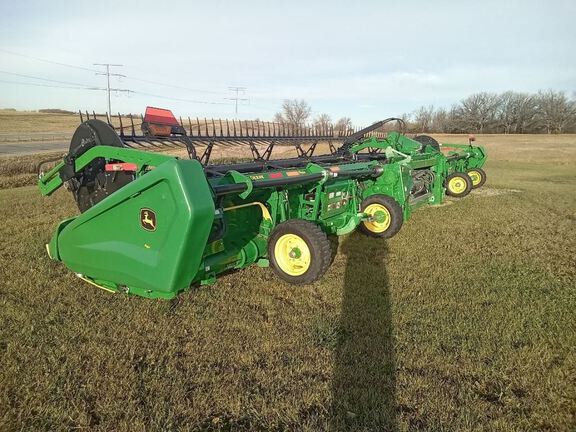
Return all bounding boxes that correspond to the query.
[226,86,248,118]
[94,63,127,117]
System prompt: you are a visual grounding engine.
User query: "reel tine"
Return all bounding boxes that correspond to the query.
[130,114,136,136]
[120,139,137,148]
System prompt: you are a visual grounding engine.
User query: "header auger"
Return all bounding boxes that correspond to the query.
[39,107,487,299]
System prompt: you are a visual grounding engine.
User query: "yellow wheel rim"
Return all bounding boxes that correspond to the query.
[448,176,467,194]
[274,234,311,276]
[468,170,481,186]
[363,203,391,233]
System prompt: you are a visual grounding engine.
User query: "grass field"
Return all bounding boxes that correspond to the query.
[1,135,575,431]
[0,110,148,135]
[0,110,81,134]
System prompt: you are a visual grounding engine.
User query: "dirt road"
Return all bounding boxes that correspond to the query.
[0,140,69,156]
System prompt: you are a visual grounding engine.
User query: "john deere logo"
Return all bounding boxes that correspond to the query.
[140,209,157,231]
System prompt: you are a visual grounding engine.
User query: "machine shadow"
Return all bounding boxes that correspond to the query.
[330,232,397,431]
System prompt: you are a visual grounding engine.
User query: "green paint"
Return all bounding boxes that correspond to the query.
[39,130,487,299]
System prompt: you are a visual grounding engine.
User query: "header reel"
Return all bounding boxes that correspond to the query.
[78,107,393,166]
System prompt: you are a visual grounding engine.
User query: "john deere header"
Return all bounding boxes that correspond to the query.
[38,107,486,299]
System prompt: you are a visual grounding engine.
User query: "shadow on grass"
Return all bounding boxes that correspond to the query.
[330,233,397,431]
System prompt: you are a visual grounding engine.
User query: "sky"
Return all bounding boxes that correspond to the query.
[0,0,575,126]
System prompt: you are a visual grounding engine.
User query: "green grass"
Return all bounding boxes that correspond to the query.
[1,138,575,431]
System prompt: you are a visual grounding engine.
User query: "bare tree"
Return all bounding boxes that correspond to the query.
[497,91,519,134]
[397,113,413,132]
[413,105,434,133]
[335,117,353,134]
[515,95,539,133]
[496,92,538,134]
[535,90,576,134]
[431,108,451,133]
[274,99,312,127]
[444,105,463,133]
[314,113,332,132]
[453,92,500,133]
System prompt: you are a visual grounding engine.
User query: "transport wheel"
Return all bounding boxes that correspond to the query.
[268,220,332,284]
[466,168,487,189]
[358,195,404,239]
[414,134,441,152]
[445,172,473,197]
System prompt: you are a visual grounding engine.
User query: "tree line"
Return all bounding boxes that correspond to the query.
[408,90,576,134]
[274,99,352,132]
[274,90,576,134]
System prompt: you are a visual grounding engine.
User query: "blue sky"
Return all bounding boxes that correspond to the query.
[0,0,575,125]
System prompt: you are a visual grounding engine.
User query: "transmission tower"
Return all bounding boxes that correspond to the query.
[226,86,248,118]
[94,63,129,116]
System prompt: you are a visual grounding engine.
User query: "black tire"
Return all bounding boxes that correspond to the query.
[466,167,487,189]
[414,135,441,153]
[445,172,473,198]
[268,219,332,285]
[358,195,404,239]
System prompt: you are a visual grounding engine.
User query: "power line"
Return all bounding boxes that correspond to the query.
[0,49,250,106]
[0,48,99,73]
[0,69,233,106]
[0,49,271,109]
[0,70,98,88]
[0,79,104,90]
[0,78,234,107]
[129,90,232,105]
[226,86,249,118]
[123,75,226,95]
[0,49,228,96]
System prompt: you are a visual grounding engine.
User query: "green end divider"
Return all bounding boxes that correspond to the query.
[51,159,215,299]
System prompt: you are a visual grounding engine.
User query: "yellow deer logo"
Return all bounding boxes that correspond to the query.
[140,209,157,231]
